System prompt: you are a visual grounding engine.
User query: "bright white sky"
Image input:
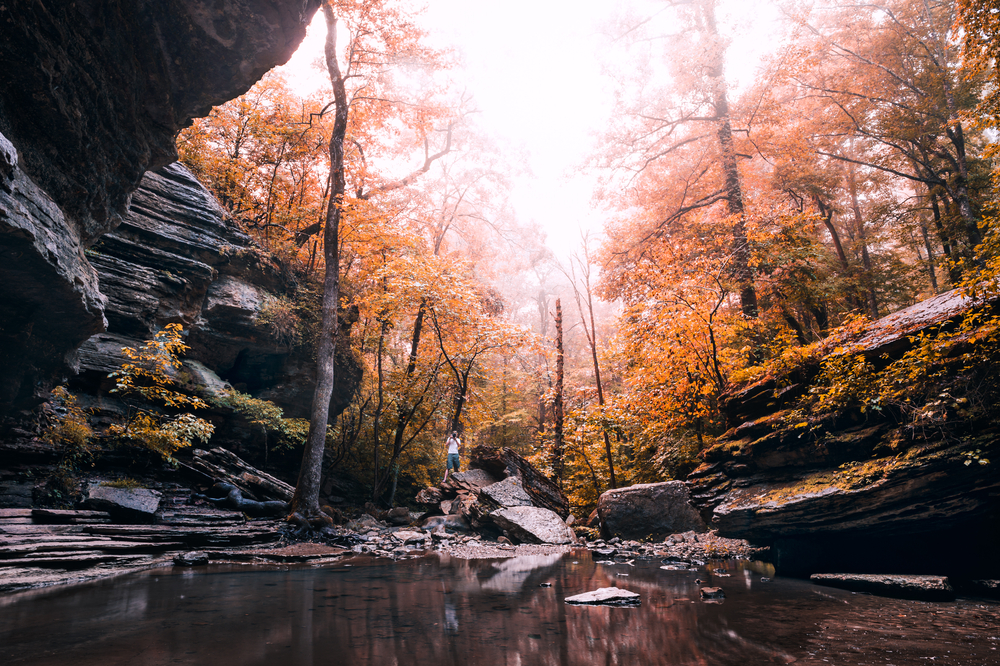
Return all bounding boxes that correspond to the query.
[276,0,781,257]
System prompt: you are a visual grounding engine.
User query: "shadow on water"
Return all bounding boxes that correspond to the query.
[1,550,998,665]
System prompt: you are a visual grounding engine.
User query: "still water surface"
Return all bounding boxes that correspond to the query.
[1,550,998,665]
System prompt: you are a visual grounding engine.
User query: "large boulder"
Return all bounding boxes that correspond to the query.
[469,476,534,526]
[597,481,706,541]
[489,506,576,545]
[480,476,534,508]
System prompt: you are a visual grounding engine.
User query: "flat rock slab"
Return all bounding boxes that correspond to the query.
[490,506,575,545]
[565,587,640,606]
[480,476,533,508]
[445,469,500,491]
[0,509,33,518]
[31,509,112,525]
[811,573,955,601]
[229,543,348,562]
[84,485,161,523]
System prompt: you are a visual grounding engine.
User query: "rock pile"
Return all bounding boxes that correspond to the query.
[414,446,575,544]
[582,530,760,564]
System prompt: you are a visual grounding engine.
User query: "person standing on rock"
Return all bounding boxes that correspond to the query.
[443,431,461,482]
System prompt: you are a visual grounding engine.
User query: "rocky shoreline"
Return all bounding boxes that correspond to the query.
[0,502,761,596]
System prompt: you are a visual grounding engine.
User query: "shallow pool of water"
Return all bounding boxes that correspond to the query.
[1,550,998,665]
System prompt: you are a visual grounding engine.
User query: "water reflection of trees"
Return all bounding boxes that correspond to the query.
[11,555,998,665]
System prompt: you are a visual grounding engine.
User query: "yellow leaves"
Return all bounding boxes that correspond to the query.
[106,412,213,462]
[42,386,97,473]
[106,325,215,461]
[109,324,208,411]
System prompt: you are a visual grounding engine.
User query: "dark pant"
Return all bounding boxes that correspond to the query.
[447,453,460,471]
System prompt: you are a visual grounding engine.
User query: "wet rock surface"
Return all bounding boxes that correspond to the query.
[173,551,210,566]
[810,573,956,601]
[565,587,640,606]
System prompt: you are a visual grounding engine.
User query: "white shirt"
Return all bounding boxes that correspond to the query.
[447,436,460,454]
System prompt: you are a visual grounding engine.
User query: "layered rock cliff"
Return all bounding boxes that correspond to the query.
[76,162,360,420]
[0,0,321,410]
[0,162,361,505]
[688,291,1000,575]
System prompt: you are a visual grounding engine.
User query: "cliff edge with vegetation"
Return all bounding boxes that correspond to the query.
[688,289,1000,575]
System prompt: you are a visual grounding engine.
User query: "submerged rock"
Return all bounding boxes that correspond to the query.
[810,573,955,601]
[699,587,725,600]
[489,506,575,545]
[173,551,210,566]
[565,587,640,606]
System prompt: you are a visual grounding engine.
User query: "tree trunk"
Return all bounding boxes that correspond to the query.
[922,0,981,252]
[847,159,879,319]
[288,5,348,526]
[929,189,960,286]
[552,299,565,488]
[570,256,617,489]
[702,0,757,318]
[371,318,386,503]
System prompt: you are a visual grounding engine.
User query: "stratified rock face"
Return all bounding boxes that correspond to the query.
[75,163,360,420]
[0,0,321,241]
[0,0,321,411]
[707,453,995,542]
[686,289,1000,575]
[596,482,706,541]
[0,133,107,406]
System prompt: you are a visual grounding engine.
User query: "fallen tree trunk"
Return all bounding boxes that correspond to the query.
[182,448,294,503]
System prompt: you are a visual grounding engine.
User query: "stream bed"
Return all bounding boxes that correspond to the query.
[1,550,998,665]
